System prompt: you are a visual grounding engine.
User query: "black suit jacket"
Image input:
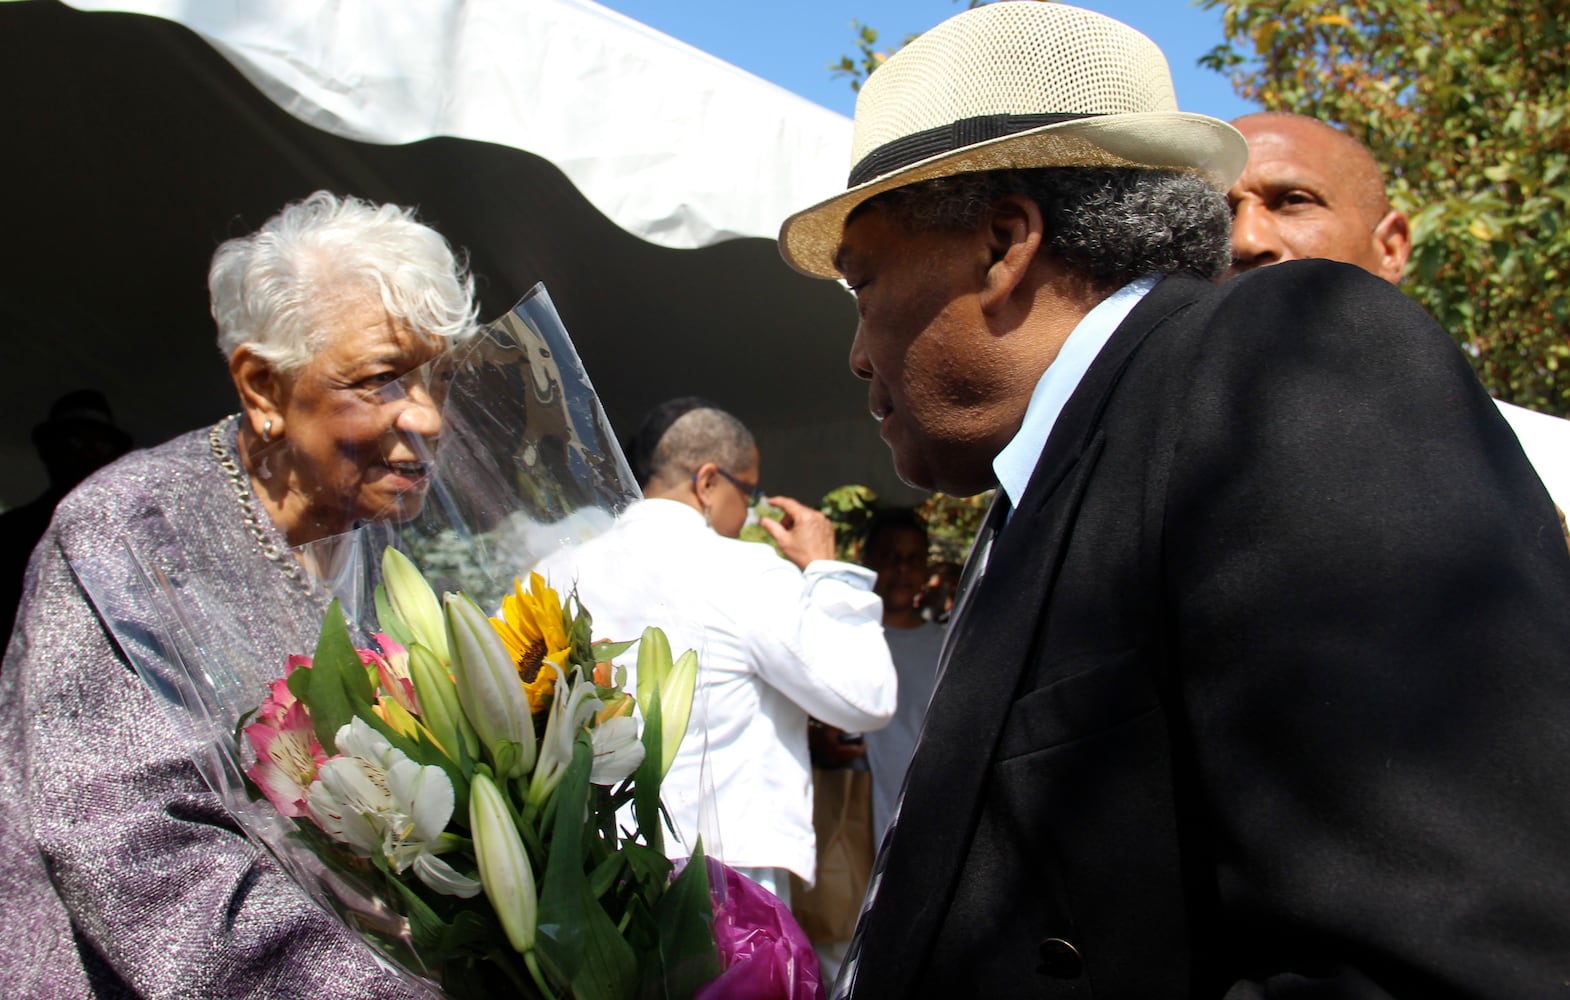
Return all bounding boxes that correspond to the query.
[840,261,1570,998]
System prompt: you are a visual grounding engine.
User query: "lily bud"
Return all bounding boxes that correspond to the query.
[659,649,698,779]
[635,625,673,716]
[469,771,537,954]
[382,549,449,664]
[446,592,535,778]
[408,641,479,763]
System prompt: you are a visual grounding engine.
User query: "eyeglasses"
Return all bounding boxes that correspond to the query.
[705,467,765,506]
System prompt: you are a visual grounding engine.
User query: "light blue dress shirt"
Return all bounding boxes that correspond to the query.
[992,274,1159,510]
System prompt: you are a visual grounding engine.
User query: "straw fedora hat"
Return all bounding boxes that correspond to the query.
[778,1,1248,278]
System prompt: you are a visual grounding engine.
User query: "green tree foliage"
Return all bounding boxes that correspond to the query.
[829,0,992,90]
[829,21,895,91]
[1200,0,1570,416]
[817,484,992,568]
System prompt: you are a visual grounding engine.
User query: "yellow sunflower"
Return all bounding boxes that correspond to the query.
[490,572,573,712]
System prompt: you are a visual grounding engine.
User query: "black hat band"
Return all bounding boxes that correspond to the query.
[846,112,1102,187]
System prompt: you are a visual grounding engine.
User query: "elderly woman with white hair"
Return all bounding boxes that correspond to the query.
[0,191,477,997]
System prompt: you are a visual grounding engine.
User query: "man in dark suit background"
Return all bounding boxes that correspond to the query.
[777,3,1570,997]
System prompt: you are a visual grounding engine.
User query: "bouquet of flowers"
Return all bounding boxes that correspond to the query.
[77,284,822,998]
[244,544,718,996]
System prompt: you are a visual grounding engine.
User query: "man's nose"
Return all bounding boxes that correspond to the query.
[1229,199,1283,272]
[849,326,873,382]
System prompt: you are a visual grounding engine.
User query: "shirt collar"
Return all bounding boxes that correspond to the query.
[991,274,1159,510]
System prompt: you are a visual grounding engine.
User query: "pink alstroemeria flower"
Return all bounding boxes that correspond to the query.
[246,696,326,818]
[254,654,312,728]
[363,635,420,715]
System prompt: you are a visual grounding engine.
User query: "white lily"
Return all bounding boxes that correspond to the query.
[446,592,535,779]
[527,665,603,806]
[589,714,645,785]
[408,640,480,764]
[657,649,698,780]
[470,770,537,954]
[307,717,480,898]
[635,627,699,779]
[382,548,450,664]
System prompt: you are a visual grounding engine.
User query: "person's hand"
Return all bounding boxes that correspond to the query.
[758,495,838,570]
[808,718,866,768]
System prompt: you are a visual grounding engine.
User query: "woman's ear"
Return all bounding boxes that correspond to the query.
[979,194,1045,314]
[229,345,284,439]
[690,461,720,508]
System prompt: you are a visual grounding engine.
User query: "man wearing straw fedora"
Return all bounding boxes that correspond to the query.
[779,3,1570,997]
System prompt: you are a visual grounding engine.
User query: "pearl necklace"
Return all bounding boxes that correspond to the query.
[208,414,312,593]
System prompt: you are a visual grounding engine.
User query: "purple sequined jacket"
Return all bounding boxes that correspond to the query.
[0,424,424,998]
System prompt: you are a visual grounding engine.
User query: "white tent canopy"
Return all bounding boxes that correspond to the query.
[1,0,917,508]
[95,0,856,249]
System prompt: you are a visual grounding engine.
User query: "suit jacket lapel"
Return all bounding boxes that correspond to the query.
[843,275,1207,996]
[934,492,1008,673]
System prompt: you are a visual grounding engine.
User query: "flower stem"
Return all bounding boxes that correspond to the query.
[524,949,559,1000]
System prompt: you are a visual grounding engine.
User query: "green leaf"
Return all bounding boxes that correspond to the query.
[616,841,675,923]
[535,734,639,999]
[641,841,722,999]
[1415,240,1445,285]
[587,849,628,903]
[632,684,665,855]
[591,638,638,663]
[372,851,451,954]
[289,601,367,752]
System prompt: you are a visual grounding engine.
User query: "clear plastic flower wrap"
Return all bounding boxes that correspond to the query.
[71,284,806,997]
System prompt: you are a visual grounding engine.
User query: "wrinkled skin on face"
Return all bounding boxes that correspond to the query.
[839,201,1089,497]
[237,289,452,545]
[840,210,1023,495]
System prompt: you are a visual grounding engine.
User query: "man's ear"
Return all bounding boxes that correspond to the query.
[979,194,1045,314]
[229,345,285,439]
[1373,208,1412,285]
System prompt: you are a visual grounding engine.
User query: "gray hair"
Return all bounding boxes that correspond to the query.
[209,191,479,373]
[646,406,756,487]
[860,168,1232,284]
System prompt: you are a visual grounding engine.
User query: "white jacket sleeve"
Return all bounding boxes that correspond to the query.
[741,556,898,732]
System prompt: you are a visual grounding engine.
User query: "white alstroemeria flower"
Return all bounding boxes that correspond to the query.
[308,717,481,898]
[589,714,645,785]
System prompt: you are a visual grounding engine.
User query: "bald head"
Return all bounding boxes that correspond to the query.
[1226,112,1410,283]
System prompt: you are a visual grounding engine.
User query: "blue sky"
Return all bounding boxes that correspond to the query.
[594,0,1258,122]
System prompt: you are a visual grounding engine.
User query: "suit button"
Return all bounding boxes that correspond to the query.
[1037,937,1084,978]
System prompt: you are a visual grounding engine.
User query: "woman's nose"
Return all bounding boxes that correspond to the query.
[394,389,443,439]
